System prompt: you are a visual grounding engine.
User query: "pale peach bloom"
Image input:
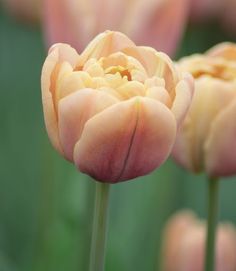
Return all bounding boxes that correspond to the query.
[173,42,236,177]
[42,0,189,56]
[162,211,236,271]
[41,31,194,183]
[1,0,41,22]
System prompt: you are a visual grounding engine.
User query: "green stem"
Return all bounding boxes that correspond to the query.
[89,182,110,271]
[204,177,219,271]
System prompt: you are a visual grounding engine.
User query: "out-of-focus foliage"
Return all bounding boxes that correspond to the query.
[1,6,236,271]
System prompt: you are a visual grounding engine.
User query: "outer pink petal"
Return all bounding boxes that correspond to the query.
[73,97,176,183]
[205,98,236,177]
[171,72,194,127]
[131,0,189,56]
[58,88,118,161]
[41,43,79,153]
[90,0,126,31]
[43,0,89,52]
[172,118,194,173]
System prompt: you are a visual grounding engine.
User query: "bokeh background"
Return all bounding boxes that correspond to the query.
[1,1,236,271]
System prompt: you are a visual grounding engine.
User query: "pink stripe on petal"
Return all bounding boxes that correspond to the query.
[205,98,236,177]
[74,97,176,183]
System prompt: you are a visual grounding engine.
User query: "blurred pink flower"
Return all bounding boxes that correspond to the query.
[220,0,236,36]
[189,0,236,36]
[42,0,189,56]
[162,211,236,271]
[1,0,41,22]
[189,0,222,22]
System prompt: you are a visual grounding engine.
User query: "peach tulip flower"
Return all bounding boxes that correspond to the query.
[41,31,194,183]
[173,42,236,177]
[1,0,41,22]
[43,0,189,56]
[162,211,236,271]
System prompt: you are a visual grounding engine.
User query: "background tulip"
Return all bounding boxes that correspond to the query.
[189,0,236,38]
[220,0,236,37]
[1,0,41,22]
[161,211,236,271]
[41,31,194,183]
[42,0,189,56]
[173,43,236,177]
[189,0,222,22]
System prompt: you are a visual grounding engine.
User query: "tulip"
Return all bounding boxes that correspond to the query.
[161,211,236,271]
[189,0,223,22]
[173,42,236,178]
[220,0,236,37]
[189,0,236,37]
[41,31,194,183]
[1,0,41,22]
[42,0,189,56]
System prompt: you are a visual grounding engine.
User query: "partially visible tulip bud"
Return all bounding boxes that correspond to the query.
[162,211,236,271]
[161,211,197,271]
[42,0,189,56]
[1,0,41,23]
[41,31,194,183]
[220,0,236,37]
[173,42,236,178]
[189,0,222,23]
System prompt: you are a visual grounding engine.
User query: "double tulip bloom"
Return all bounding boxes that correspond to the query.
[162,211,236,271]
[41,31,193,183]
[173,43,236,177]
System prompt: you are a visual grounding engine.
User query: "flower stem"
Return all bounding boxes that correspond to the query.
[204,177,219,271]
[89,182,110,271]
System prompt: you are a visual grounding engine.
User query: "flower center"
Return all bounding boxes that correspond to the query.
[105,66,132,81]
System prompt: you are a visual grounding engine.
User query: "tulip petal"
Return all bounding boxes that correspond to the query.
[58,88,119,160]
[78,31,135,65]
[48,43,79,67]
[172,118,194,172]
[173,77,236,173]
[122,46,180,98]
[57,71,93,100]
[130,0,188,56]
[146,86,171,106]
[171,73,194,126]
[122,46,159,76]
[41,43,79,153]
[205,98,236,177]
[44,0,92,53]
[74,97,176,183]
[207,42,236,61]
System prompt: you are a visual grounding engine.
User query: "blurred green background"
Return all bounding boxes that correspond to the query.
[1,5,236,271]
